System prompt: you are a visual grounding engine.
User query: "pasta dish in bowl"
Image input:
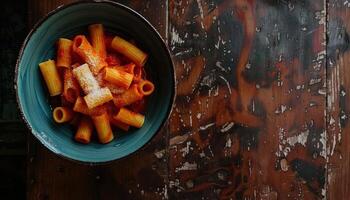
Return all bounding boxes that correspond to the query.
[15,1,175,163]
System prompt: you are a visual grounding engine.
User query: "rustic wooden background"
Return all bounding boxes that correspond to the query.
[1,0,350,199]
[0,1,27,200]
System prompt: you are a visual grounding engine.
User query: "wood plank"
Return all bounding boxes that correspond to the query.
[327,1,350,199]
[168,0,326,199]
[0,1,27,121]
[0,0,28,155]
[27,1,169,199]
[0,156,26,200]
[0,121,26,155]
[0,1,28,199]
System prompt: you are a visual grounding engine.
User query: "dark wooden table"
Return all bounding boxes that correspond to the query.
[20,0,349,199]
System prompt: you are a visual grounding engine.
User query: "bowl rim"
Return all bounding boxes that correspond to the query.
[14,0,176,165]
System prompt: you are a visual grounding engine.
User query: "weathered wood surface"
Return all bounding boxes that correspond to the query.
[169,0,326,199]
[25,0,350,199]
[0,0,27,155]
[327,0,350,199]
[0,1,27,199]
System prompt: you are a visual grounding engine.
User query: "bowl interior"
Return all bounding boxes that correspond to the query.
[16,2,174,163]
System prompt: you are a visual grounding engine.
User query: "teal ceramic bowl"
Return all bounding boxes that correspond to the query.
[15,1,175,163]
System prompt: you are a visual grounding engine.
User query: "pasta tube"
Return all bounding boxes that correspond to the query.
[112,63,142,81]
[137,80,154,96]
[96,72,126,95]
[84,87,113,109]
[113,84,143,108]
[132,66,142,82]
[103,68,133,88]
[109,115,130,131]
[53,107,74,123]
[113,63,136,74]
[92,112,114,143]
[113,107,145,128]
[111,36,148,66]
[89,24,107,60]
[39,60,62,96]
[62,69,80,103]
[72,63,99,94]
[73,96,106,116]
[74,117,93,144]
[72,35,107,75]
[56,38,73,68]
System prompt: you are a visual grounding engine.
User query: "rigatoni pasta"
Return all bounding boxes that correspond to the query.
[103,67,133,88]
[72,35,107,75]
[110,117,130,131]
[39,60,63,96]
[56,38,73,68]
[89,24,107,60]
[84,87,113,109]
[72,63,99,94]
[96,72,126,95]
[112,63,142,82]
[75,117,94,144]
[62,69,80,103]
[73,96,106,116]
[38,23,155,145]
[137,80,155,96]
[92,112,114,144]
[113,107,145,128]
[53,107,74,123]
[113,84,143,108]
[113,63,136,74]
[111,36,148,66]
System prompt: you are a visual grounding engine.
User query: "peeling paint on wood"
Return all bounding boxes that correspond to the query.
[169,0,327,199]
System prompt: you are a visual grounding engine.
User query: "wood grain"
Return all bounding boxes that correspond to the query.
[327,1,350,199]
[27,0,169,199]
[26,0,350,199]
[0,1,28,198]
[168,0,326,199]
